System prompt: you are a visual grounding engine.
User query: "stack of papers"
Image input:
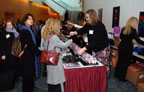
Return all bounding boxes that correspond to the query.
[63,61,103,69]
[63,62,82,69]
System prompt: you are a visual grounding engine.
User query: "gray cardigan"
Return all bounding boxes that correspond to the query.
[41,35,72,85]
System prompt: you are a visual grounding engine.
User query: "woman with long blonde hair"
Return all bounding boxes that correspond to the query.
[115,17,144,82]
[123,17,138,35]
[41,18,72,92]
[42,18,60,40]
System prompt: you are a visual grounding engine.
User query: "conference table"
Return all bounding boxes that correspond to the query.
[64,66,107,92]
[63,43,107,92]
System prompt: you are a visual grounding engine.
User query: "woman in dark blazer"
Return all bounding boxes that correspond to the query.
[0,21,15,91]
[0,30,14,71]
[0,20,15,71]
[20,14,41,92]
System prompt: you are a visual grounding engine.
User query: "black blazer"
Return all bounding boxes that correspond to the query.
[77,21,109,53]
[0,30,15,56]
[20,28,41,78]
[0,30,15,70]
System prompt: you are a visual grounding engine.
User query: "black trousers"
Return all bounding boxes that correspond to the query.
[48,84,61,92]
[22,77,34,92]
[13,57,21,81]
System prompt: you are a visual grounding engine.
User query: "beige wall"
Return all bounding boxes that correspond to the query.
[0,0,61,23]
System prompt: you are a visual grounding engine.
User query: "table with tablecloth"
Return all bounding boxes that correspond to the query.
[64,66,107,92]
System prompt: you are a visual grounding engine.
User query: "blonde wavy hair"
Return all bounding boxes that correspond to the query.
[86,9,98,26]
[123,17,138,35]
[42,18,60,40]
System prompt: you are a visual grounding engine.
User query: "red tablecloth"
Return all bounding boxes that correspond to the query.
[64,66,107,92]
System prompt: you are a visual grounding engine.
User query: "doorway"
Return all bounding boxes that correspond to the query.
[5,11,15,20]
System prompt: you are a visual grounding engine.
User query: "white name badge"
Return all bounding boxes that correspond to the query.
[6,34,10,38]
[89,30,94,34]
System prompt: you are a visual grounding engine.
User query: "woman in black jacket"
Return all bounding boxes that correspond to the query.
[115,17,144,81]
[70,9,110,76]
[0,20,16,71]
[20,14,41,92]
[0,20,16,91]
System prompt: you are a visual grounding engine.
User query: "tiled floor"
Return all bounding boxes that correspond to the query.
[2,67,137,92]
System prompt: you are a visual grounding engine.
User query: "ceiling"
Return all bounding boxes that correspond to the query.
[29,0,82,15]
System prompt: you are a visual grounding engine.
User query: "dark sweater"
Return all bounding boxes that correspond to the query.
[77,21,109,53]
[119,27,144,51]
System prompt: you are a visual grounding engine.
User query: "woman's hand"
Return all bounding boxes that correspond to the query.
[133,39,144,47]
[86,43,88,46]
[66,21,74,26]
[70,31,77,36]
[70,39,73,42]
[132,39,137,44]
[1,55,6,60]
[77,47,87,55]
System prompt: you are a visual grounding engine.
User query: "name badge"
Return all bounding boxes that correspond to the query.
[6,34,10,38]
[89,30,94,34]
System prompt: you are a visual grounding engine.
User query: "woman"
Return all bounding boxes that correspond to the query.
[0,20,17,71]
[20,14,41,92]
[70,9,110,76]
[67,12,87,44]
[115,17,144,81]
[41,18,72,92]
[5,20,19,80]
[0,20,16,90]
[5,20,19,38]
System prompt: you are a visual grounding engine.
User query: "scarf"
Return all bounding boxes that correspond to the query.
[21,25,39,78]
[6,28,19,38]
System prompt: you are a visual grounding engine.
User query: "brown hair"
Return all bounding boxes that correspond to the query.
[86,9,98,26]
[5,20,14,29]
[42,18,60,40]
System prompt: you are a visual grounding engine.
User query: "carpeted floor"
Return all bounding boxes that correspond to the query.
[2,66,137,92]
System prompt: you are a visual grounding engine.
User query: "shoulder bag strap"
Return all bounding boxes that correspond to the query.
[47,36,56,51]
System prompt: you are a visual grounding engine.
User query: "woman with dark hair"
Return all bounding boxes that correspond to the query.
[20,13,41,92]
[5,20,19,38]
[70,9,110,76]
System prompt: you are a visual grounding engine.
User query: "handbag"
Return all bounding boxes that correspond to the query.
[40,39,60,65]
[11,36,27,58]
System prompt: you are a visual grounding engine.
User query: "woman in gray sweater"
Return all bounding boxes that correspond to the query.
[41,18,72,92]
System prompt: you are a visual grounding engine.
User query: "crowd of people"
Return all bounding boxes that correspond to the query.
[0,8,144,92]
[0,14,45,92]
